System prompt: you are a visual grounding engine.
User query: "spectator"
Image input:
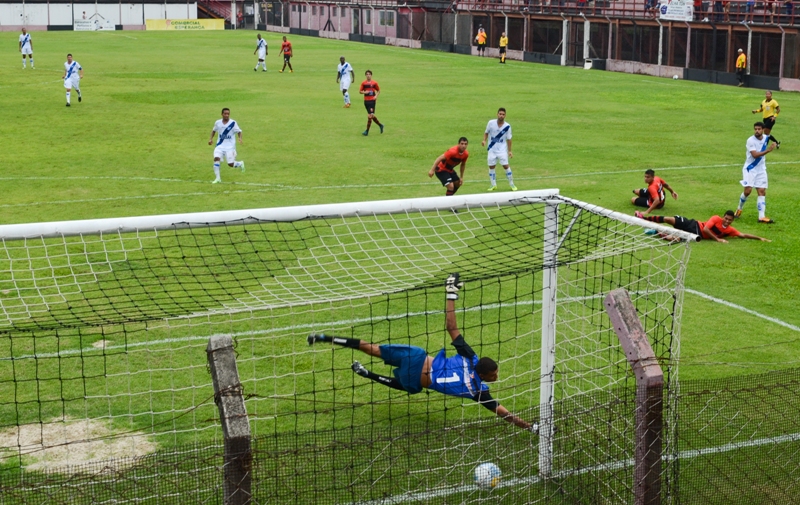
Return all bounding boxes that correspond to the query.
[745,0,755,23]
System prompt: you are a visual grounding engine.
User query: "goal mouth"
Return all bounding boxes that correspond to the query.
[0,191,690,503]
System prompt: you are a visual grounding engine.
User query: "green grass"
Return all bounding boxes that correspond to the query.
[1,29,799,501]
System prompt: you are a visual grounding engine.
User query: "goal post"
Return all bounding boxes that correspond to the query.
[0,190,694,504]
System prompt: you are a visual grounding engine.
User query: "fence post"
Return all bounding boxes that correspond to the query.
[604,289,663,505]
[207,335,252,505]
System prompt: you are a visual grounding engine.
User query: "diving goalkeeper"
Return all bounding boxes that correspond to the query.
[308,273,537,432]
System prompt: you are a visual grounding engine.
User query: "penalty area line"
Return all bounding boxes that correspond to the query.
[686,289,800,333]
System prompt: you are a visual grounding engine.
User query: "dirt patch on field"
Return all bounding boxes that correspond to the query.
[0,418,157,471]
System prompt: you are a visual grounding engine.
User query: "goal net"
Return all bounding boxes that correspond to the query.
[0,190,692,504]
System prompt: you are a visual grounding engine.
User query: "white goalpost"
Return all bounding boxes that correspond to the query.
[0,190,693,504]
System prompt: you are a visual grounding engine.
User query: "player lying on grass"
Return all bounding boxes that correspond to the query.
[308,273,537,432]
[631,169,678,215]
[635,210,770,243]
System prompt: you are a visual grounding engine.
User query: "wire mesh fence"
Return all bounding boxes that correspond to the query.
[3,368,798,504]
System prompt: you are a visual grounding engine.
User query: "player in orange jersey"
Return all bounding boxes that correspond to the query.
[429,138,469,196]
[635,210,770,243]
[631,169,678,215]
[279,36,293,73]
[359,70,383,136]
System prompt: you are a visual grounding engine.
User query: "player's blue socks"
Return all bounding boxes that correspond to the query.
[344,92,350,105]
[30,58,33,68]
[738,193,748,210]
[757,196,766,219]
[488,169,497,187]
[505,168,514,186]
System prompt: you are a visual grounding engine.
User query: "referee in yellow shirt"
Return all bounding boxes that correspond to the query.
[499,32,508,64]
[752,90,781,148]
[735,48,746,87]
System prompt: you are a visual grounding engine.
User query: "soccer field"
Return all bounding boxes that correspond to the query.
[2,29,797,381]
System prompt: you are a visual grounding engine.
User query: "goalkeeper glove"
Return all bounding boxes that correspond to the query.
[445,273,463,300]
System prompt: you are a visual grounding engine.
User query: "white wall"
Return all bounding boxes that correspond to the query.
[143,3,166,19]
[165,4,190,18]
[50,4,73,25]
[121,4,144,25]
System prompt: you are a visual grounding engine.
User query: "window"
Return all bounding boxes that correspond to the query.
[291,4,296,11]
[379,11,394,27]
[365,9,371,25]
[302,5,306,12]
[341,7,346,16]
[312,6,316,15]
[333,7,337,16]
[320,6,325,15]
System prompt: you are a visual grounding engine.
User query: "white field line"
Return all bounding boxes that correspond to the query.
[2,161,799,208]
[685,289,800,333]
[346,431,800,505]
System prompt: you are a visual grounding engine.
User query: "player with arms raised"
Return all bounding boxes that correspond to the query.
[308,274,538,432]
[62,53,82,107]
[19,28,34,69]
[483,108,516,191]
[208,107,245,184]
[429,137,469,196]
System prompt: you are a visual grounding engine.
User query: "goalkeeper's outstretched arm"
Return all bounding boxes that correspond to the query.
[494,404,537,432]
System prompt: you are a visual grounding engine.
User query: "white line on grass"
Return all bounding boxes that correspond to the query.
[685,289,800,333]
[4,161,800,208]
[345,431,800,505]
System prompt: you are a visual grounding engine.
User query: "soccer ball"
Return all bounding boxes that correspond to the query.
[672,75,679,80]
[474,462,502,489]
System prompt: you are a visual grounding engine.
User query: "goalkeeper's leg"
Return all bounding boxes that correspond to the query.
[352,361,406,391]
[307,333,382,357]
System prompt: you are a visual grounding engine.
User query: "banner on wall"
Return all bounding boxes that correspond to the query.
[74,19,116,31]
[659,0,694,22]
[145,19,224,30]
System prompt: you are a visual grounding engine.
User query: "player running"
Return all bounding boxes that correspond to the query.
[631,169,678,215]
[429,137,469,196]
[735,122,776,224]
[62,54,83,107]
[279,36,293,73]
[336,56,354,108]
[752,90,780,147]
[208,108,245,184]
[19,28,34,69]
[254,34,267,72]
[635,210,770,243]
[482,108,516,191]
[308,274,538,432]
[359,70,384,136]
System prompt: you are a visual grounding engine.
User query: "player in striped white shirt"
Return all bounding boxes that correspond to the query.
[62,54,83,107]
[482,108,517,191]
[19,28,34,69]
[254,34,268,72]
[208,108,245,184]
[336,56,354,108]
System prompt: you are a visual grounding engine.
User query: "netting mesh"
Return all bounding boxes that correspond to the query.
[0,194,690,503]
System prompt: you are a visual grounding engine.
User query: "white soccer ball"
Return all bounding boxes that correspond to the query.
[673,75,679,80]
[474,462,502,489]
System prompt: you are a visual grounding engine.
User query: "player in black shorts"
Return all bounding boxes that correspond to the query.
[359,70,384,136]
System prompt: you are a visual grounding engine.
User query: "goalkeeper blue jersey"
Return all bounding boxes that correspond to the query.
[429,347,489,399]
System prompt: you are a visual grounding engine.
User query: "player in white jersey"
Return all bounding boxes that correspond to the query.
[336,56,354,108]
[19,28,34,69]
[735,121,777,223]
[62,54,83,107]
[208,108,245,184]
[482,108,517,191]
[254,34,268,72]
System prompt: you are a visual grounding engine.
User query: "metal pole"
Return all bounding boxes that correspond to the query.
[744,21,752,74]
[561,13,568,66]
[538,202,559,478]
[581,12,589,60]
[606,15,613,59]
[685,21,691,69]
[656,18,663,66]
[778,25,785,78]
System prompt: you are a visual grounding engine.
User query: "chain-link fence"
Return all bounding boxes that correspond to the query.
[3,369,798,504]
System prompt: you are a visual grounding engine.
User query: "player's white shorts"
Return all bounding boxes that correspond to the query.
[214,147,237,163]
[487,151,509,167]
[340,79,351,92]
[257,49,266,60]
[64,76,80,90]
[741,167,768,188]
[21,47,32,55]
